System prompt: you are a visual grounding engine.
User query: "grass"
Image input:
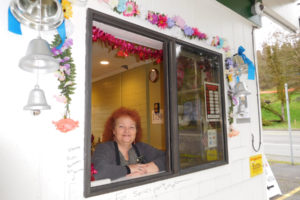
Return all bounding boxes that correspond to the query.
[260,91,300,129]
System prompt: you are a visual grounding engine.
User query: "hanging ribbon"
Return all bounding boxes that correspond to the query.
[8,8,22,35]
[238,46,255,80]
[56,20,66,49]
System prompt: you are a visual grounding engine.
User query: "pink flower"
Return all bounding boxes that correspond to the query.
[54,95,67,104]
[157,14,168,29]
[192,27,201,37]
[53,118,79,133]
[172,15,185,29]
[123,1,137,17]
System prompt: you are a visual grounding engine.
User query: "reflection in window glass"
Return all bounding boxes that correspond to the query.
[90,22,166,186]
[176,44,225,169]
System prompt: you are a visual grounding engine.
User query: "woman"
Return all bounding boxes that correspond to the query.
[92,107,166,180]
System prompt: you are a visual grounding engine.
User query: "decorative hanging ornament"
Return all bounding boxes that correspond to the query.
[24,84,51,116]
[52,118,79,133]
[19,36,59,73]
[9,0,64,31]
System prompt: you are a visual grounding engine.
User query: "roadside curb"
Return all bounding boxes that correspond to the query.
[268,159,300,165]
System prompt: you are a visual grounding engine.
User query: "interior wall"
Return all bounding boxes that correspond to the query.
[92,62,165,150]
[147,63,165,150]
[92,66,147,142]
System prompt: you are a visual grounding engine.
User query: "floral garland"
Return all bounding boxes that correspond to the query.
[92,27,163,64]
[51,34,79,133]
[100,0,231,55]
[147,11,207,41]
[225,57,240,138]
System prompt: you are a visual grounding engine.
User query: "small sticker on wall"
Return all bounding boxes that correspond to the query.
[250,154,263,177]
[207,129,217,148]
[152,109,163,124]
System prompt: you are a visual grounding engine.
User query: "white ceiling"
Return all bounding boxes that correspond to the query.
[91,21,163,82]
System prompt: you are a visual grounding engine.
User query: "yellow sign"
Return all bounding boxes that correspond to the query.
[207,149,218,161]
[249,154,263,177]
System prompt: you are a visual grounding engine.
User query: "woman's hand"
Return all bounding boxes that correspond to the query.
[128,164,147,174]
[143,162,159,174]
[126,162,159,177]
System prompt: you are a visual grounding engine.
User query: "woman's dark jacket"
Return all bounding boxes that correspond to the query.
[92,141,165,180]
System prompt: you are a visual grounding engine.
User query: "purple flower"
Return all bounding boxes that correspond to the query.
[150,14,158,24]
[199,33,207,39]
[183,25,194,36]
[167,18,175,28]
[63,38,73,49]
[51,48,62,56]
[59,56,70,63]
[225,58,233,67]
[63,63,71,75]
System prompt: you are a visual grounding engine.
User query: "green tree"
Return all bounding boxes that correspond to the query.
[257,31,300,122]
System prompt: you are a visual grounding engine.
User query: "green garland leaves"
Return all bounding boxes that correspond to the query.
[50,34,76,118]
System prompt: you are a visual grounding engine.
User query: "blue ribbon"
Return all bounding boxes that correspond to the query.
[56,20,66,49]
[56,0,66,49]
[238,46,255,80]
[8,8,22,35]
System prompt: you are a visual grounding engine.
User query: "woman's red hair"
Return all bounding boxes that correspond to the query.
[102,107,142,143]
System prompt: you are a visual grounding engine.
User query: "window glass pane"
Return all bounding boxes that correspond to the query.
[91,22,166,186]
[176,44,225,169]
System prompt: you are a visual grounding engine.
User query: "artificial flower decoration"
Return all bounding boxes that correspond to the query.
[53,118,79,133]
[183,25,194,36]
[62,0,73,19]
[108,0,119,8]
[91,163,98,181]
[123,1,139,16]
[167,18,175,28]
[54,95,68,104]
[92,27,163,64]
[99,0,232,54]
[173,15,186,29]
[147,11,158,25]
[229,126,240,138]
[51,34,78,133]
[116,0,127,13]
[158,14,168,29]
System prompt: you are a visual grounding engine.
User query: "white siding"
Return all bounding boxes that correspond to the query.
[0,0,267,200]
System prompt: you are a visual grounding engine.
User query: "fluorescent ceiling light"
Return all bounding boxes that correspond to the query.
[100,60,109,65]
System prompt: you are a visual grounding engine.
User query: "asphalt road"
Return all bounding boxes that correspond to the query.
[263,130,300,163]
[263,130,300,200]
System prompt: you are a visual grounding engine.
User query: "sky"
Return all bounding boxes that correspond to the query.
[255,16,291,51]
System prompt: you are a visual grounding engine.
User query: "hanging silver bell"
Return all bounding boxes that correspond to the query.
[234,81,251,97]
[19,36,59,73]
[24,84,51,115]
[9,0,64,31]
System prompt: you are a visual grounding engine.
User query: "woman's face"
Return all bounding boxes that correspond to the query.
[113,116,137,145]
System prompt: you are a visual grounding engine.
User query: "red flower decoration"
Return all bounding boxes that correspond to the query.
[91,163,98,181]
[158,14,167,29]
[117,50,124,57]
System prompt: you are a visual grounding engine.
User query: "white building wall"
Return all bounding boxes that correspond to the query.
[0,0,267,200]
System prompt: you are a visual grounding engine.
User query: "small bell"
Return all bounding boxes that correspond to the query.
[19,37,59,74]
[24,85,51,115]
[234,81,251,97]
